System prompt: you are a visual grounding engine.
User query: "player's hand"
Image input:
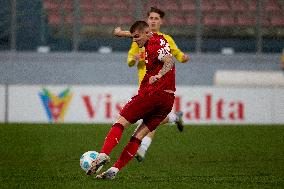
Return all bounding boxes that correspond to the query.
[129,54,140,67]
[182,54,190,63]
[149,74,162,84]
[113,27,122,37]
[113,27,132,38]
[134,54,140,62]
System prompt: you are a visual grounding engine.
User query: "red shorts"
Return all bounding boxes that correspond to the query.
[120,91,175,132]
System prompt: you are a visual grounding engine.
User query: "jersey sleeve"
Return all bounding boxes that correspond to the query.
[164,35,186,63]
[127,42,139,67]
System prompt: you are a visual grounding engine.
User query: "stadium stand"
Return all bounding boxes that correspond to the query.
[1,0,283,52]
[42,0,284,29]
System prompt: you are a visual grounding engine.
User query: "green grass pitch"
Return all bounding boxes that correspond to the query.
[0,123,283,188]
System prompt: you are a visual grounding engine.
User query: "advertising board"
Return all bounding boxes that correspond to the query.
[8,85,284,124]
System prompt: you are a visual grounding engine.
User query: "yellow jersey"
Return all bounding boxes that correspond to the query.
[127,32,187,85]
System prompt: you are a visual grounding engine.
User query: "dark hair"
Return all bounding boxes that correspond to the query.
[130,21,149,34]
[147,7,165,18]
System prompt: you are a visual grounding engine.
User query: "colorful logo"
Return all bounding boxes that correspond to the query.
[39,88,73,122]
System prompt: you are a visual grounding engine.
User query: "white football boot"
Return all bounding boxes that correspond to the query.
[135,147,146,162]
[86,153,110,175]
[96,167,119,180]
[175,111,184,132]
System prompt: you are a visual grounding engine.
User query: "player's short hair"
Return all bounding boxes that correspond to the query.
[147,7,165,18]
[130,21,149,34]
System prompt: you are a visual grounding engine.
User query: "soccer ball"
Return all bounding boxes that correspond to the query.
[80,151,101,172]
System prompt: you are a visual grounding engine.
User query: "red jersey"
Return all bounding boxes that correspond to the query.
[138,33,176,95]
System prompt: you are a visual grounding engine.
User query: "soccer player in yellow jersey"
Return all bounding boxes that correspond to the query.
[114,7,190,162]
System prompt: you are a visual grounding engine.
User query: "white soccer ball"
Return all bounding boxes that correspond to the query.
[80,151,99,172]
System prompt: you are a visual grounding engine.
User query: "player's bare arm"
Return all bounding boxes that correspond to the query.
[113,27,132,38]
[149,54,175,84]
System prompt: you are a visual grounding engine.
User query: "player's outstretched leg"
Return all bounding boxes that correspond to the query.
[87,116,130,175]
[96,124,150,180]
[96,136,142,179]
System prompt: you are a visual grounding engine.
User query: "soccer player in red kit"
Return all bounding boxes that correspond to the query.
[114,7,188,162]
[88,21,176,180]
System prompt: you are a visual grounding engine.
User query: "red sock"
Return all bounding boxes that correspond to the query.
[113,137,141,170]
[100,123,124,155]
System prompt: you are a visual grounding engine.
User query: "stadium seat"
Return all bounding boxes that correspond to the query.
[185,15,197,25]
[237,15,256,26]
[264,0,281,12]
[280,0,284,10]
[80,0,94,11]
[81,15,100,25]
[220,16,235,26]
[113,1,128,11]
[43,0,60,10]
[214,0,231,12]
[270,15,284,26]
[94,1,111,11]
[201,0,214,12]
[62,0,73,11]
[261,16,271,27]
[230,0,247,12]
[168,15,185,26]
[162,0,179,11]
[47,12,61,26]
[248,0,257,12]
[64,13,74,25]
[203,15,219,26]
[118,16,133,25]
[180,0,196,12]
[101,16,117,25]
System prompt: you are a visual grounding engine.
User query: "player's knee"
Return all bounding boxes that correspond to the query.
[115,116,131,129]
[132,124,151,140]
[132,133,144,141]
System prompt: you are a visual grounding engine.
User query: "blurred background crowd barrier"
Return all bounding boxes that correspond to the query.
[0,0,284,53]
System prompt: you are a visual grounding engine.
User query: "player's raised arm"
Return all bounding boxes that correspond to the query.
[166,35,190,63]
[113,27,132,38]
[149,54,175,84]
